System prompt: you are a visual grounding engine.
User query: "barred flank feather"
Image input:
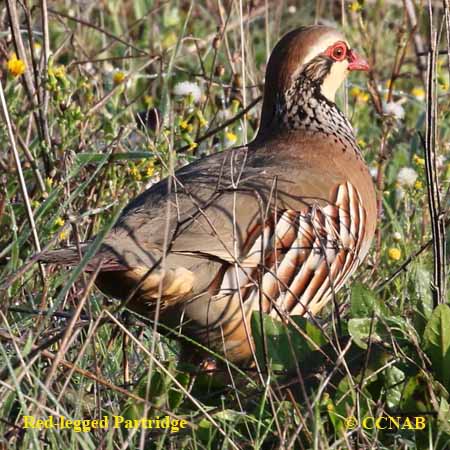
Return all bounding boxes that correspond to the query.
[216,182,367,320]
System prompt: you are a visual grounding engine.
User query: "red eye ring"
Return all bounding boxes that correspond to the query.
[327,42,348,61]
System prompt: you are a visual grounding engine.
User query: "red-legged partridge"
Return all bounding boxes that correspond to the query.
[42,25,376,363]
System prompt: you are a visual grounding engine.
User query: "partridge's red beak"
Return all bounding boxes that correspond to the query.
[348,49,370,71]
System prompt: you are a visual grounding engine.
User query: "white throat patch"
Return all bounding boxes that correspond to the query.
[291,34,350,102]
[320,59,349,101]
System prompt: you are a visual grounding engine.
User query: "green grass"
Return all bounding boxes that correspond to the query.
[0,0,450,449]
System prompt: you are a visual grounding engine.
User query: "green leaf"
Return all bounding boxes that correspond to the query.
[437,397,450,435]
[423,304,450,389]
[251,312,311,373]
[400,373,430,413]
[410,263,433,337]
[323,395,346,435]
[196,418,215,445]
[291,316,326,349]
[168,372,190,410]
[350,283,387,318]
[384,366,405,409]
[348,318,379,349]
[349,316,410,349]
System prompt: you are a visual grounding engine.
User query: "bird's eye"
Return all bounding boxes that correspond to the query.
[330,43,347,61]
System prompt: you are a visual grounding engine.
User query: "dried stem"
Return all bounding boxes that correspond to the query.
[422,2,447,306]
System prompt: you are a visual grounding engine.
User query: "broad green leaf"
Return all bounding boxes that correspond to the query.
[423,304,450,390]
[196,418,214,445]
[348,318,379,349]
[437,397,450,435]
[291,316,326,349]
[384,366,405,409]
[251,312,311,373]
[350,283,388,318]
[412,265,433,318]
[349,316,409,349]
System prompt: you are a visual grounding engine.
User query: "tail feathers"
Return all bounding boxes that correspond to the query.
[38,247,83,265]
[38,246,129,272]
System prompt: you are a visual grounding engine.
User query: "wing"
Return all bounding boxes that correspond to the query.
[41,134,375,320]
[96,143,339,305]
[101,141,341,269]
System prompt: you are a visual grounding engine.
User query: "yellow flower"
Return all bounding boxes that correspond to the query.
[225,131,237,143]
[359,92,370,102]
[357,139,366,148]
[326,403,335,412]
[58,229,69,241]
[411,87,425,100]
[413,155,425,167]
[113,71,126,85]
[48,65,66,79]
[144,95,154,107]
[179,120,193,132]
[350,86,369,103]
[350,86,361,97]
[45,177,54,188]
[162,31,178,49]
[388,248,401,261]
[414,180,423,189]
[197,111,208,128]
[188,142,198,151]
[129,165,141,180]
[349,1,362,12]
[54,217,65,227]
[145,162,155,178]
[7,54,26,77]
